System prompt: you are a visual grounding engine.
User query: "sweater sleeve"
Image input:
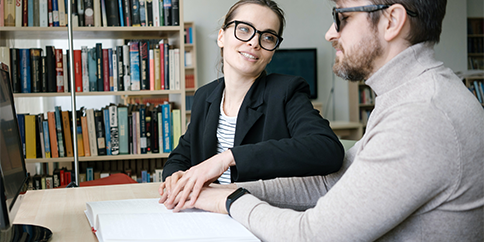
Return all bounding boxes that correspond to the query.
[230,105,458,241]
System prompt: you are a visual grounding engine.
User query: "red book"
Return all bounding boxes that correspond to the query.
[55,49,64,92]
[48,0,53,26]
[22,0,27,26]
[60,169,65,186]
[74,49,82,92]
[65,171,71,185]
[102,49,110,91]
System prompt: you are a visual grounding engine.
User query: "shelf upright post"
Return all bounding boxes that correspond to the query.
[66,0,79,187]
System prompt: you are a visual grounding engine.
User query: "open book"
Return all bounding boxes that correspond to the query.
[85,198,260,242]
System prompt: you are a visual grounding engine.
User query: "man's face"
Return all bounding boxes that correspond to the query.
[325,1,383,81]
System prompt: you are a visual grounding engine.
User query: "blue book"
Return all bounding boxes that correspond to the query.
[42,121,51,158]
[52,0,60,26]
[129,42,140,91]
[17,114,26,158]
[474,81,483,103]
[103,108,112,155]
[479,82,484,104]
[54,106,65,157]
[108,48,113,91]
[139,0,146,26]
[139,105,147,154]
[118,0,125,26]
[118,106,129,154]
[86,167,94,181]
[161,103,172,153]
[88,48,98,91]
[28,0,34,26]
[19,49,31,93]
[141,170,148,183]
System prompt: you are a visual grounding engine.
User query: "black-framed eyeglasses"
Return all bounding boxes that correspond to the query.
[332,4,418,32]
[223,20,283,51]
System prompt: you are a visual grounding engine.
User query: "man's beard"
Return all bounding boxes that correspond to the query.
[332,33,382,82]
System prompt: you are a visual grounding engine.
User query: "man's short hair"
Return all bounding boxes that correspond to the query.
[367,0,447,45]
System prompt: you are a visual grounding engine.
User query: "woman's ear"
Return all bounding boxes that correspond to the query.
[383,4,408,42]
[217,29,225,48]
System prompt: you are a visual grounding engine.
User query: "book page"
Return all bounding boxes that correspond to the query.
[85,198,260,242]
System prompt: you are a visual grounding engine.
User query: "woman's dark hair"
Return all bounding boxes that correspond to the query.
[219,0,286,74]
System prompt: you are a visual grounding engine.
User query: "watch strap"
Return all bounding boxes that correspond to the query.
[226,187,250,216]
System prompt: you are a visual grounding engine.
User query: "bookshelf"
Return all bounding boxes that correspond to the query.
[463,75,484,107]
[467,18,484,70]
[348,81,375,128]
[0,0,190,183]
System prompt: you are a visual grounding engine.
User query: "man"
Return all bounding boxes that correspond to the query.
[162,0,484,241]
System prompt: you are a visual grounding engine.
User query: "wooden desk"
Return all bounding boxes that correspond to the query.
[330,121,363,141]
[13,183,161,242]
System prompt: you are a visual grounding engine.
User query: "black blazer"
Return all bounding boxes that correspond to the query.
[162,73,344,182]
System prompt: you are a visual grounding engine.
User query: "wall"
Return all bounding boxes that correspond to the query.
[467,0,483,17]
[184,0,468,121]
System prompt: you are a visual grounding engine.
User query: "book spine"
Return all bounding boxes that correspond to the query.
[36,114,44,158]
[118,106,128,154]
[109,105,119,155]
[112,49,117,91]
[74,49,82,92]
[93,0,100,26]
[41,56,48,92]
[30,48,42,93]
[154,47,160,90]
[158,40,165,89]
[51,0,58,26]
[15,0,22,27]
[157,106,163,153]
[22,0,27,26]
[163,42,169,89]
[123,45,130,91]
[19,48,31,93]
[149,49,154,90]
[102,48,110,91]
[171,0,178,26]
[116,46,124,91]
[158,0,163,26]
[76,112,85,157]
[152,0,158,26]
[81,46,89,92]
[86,167,93,181]
[174,48,180,90]
[146,0,152,26]
[25,115,37,159]
[168,49,174,90]
[47,111,59,158]
[129,42,140,91]
[151,107,158,153]
[33,0,40,26]
[131,0,140,26]
[55,49,64,92]
[54,106,65,157]
[86,108,98,156]
[84,0,93,26]
[161,103,171,152]
[94,110,106,155]
[45,46,56,92]
[100,0,107,27]
[5,0,16,26]
[163,0,171,26]
[39,0,48,27]
[57,0,65,26]
[171,109,180,148]
[96,43,103,91]
[102,108,111,155]
[62,53,68,92]
[122,0,130,26]
[105,0,119,26]
[139,0,145,26]
[42,120,51,158]
[17,113,26,157]
[117,0,123,26]
[139,40,149,90]
[9,48,20,93]
[28,0,33,26]
[47,0,52,26]
[139,106,147,154]
[88,47,97,91]
[77,0,85,26]
[61,110,73,157]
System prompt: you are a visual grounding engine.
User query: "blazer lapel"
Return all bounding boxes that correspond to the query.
[203,79,225,156]
[234,74,266,146]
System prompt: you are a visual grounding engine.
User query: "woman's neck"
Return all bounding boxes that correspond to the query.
[222,71,259,117]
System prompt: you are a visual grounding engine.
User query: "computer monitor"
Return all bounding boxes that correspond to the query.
[0,62,52,241]
[265,48,318,99]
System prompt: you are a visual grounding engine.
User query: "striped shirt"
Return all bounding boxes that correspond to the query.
[217,92,236,184]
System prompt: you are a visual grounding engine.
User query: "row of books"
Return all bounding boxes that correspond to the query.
[468,37,483,54]
[0,0,180,27]
[18,102,182,160]
[1,40,184,94]
[469,80,484,105]
[359,86,375,105]
[468,18,483,35]
[469,57,484,70]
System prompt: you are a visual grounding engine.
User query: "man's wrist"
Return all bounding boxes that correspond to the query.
[225,187,250,216]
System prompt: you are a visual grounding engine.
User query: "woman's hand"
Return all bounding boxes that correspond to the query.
[162,150,236,212]
[158,171,185,203]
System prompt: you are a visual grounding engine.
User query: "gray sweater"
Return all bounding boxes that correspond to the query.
[231,43,484,241]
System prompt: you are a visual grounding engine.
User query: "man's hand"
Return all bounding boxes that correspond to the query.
[162,150,236,212]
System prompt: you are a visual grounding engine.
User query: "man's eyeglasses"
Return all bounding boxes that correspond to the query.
[224,20,283,51]
[332,4,418,32]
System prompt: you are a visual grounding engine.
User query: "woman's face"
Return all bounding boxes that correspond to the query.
[218,4,281,79]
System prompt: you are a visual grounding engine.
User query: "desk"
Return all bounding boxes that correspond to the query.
[330,121,363,141]
[13,183,161,242]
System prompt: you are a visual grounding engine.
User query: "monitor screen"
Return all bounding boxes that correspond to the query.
[265,48,318,99]
[0,62,28,231]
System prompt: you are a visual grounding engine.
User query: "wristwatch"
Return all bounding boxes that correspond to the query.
[226,187,250,216]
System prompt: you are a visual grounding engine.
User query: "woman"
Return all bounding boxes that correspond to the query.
[159,0,344,211]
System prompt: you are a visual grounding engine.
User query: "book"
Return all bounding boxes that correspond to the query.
[33,0,39,26]
[25,115,37,159]
[107,48,113,91]
[115,46,124,91]
[57,0,65,26]
[122,45,130,91]
[152,0,159,26]
[161,102,171,152]
[47,111,59,158]
[171,0,178,25]
[146,0,152,26]
[129,41,140,91]
[47,0,52,26]
[102,48,110,91]
[94,109,106,155]
[108,105,119,155]
[84,0,94,26]
[81,46,89,92]
[86,108,98,156]
[88,47,97,91]
[151,106,159,153]
[15,0,22,27]
[139,105,147,154]
[45,46,56,92]
[61,110,74,157]
[84,198,260,242]
[139,0,145,26]
[41,56,48,92]
[9,48,20,93]
[112,49,117,91]
[117,105,129,154]
[77,0,85,26]
[93,0,100,26]
[96,43,104,91]
[54,106,65,157]
[16,113,26,157]
[171,109,181,148]
[76,110,85,157]
[102,108,111,155]
[52,0,59,26]
[36,114,45,158]
[122,0,130,26]
[105,0,119,26]
[163,0,171,26]
[5,0,16,26]
[74,49,83,92]
[139,40,149,90]
[39,0,48,27]
[149,49,154,90]
[154,46,160,90]
[100,0,108,27]
[131,0,140,26]
[117,0,123,26]
[162,41,169,89]
[55,48,64,92]
[19,48,30,93]
[27,0,33,26]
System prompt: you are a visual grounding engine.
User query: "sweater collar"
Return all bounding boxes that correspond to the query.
[365,43,442,97]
